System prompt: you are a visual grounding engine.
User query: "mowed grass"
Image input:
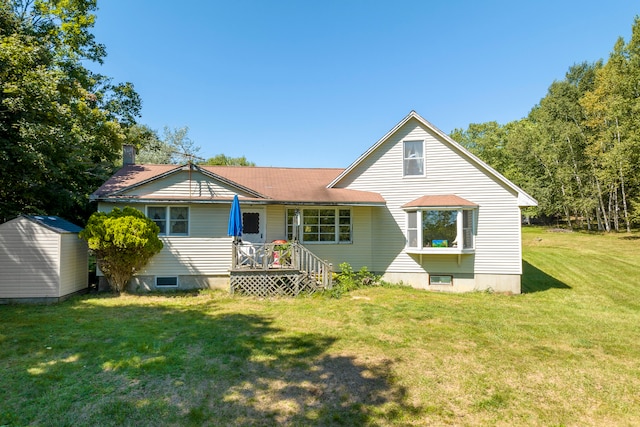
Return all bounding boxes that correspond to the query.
[1,227,639,426]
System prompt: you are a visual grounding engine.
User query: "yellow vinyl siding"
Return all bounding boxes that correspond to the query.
[120,170,248,199]
[189,204,228,237]
[0,217,61,298]
[139,236,232,276]
[296,206,374,272]
[336,118,523,276]
[59,233,88,296]
[97,203,234,278]
[266,205,286,241]
[135,204,233,276]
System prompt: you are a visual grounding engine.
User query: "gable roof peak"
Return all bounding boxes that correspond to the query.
[326,110,435,188]
[327,111,537,208]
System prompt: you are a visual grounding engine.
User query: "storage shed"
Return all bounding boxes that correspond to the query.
[0,215,88,303]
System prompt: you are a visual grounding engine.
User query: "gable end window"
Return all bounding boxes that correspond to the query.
[403,140,424,176]
[286,208,351,244]
[147,206,189,236]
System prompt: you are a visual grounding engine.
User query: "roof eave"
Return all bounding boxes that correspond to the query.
[328,111,419,188]
[94,164,184,198]
[93,196,386,206]
[94,164,270,200]
[194,165,268,199]
[402,204,475,210]
[517,193,538,208]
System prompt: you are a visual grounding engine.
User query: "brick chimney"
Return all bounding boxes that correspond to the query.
[123,144,136,166]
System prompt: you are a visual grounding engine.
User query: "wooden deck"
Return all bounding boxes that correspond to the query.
[230,242,332,297]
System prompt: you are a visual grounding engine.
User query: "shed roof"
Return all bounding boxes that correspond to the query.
[22,215,83,233]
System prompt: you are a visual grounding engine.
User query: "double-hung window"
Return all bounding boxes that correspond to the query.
[147,206,189,236]
[286,208,351,243]
[403,140,425,176]
[405,208,475,253]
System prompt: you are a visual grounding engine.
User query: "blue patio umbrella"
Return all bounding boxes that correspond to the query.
[227,194,242,241]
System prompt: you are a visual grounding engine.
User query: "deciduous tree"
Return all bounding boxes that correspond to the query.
[201,153,256,166]
[581,20,640,232]
[0,0,141,223]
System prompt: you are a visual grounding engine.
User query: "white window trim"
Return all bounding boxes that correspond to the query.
[155,276,179,287]
[287,207,352,244]
[429,275,453,286]
[404,207,476,255]
[403,139,425,178]
[146,205,190,237]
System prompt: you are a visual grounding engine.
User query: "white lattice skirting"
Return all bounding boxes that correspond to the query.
[230,270,319,297]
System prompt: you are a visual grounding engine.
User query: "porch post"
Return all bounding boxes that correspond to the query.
[231,240,237,270]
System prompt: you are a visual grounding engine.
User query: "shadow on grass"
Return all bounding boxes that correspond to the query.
[0,295,417,426]
[521,261,571,293]
[619,235,640,240]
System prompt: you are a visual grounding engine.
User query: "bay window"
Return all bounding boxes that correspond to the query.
[405,208,475,253]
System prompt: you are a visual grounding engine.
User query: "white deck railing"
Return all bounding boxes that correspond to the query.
[291,243,332,289]
[232,241,332,289]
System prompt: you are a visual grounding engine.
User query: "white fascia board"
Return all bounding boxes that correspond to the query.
[517,192,538,207]
[107,164,185,197]
[101,163,269,201]
[328,111,538,208]
[328,111,418,188]
[194,165,268,199]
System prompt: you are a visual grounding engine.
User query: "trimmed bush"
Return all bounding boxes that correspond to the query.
[80,207,163,293]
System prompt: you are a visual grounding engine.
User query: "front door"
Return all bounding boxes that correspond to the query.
[241,208,265,244]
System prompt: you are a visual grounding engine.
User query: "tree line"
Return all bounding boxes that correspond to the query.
[1,0,140,224]
[0,0,253,225]
[451,17,640,232]
[2,1,639,231]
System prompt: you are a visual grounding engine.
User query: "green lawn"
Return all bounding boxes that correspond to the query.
[1,227,639,426]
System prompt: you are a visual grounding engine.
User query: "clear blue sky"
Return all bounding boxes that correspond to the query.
[91,1,638,168]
